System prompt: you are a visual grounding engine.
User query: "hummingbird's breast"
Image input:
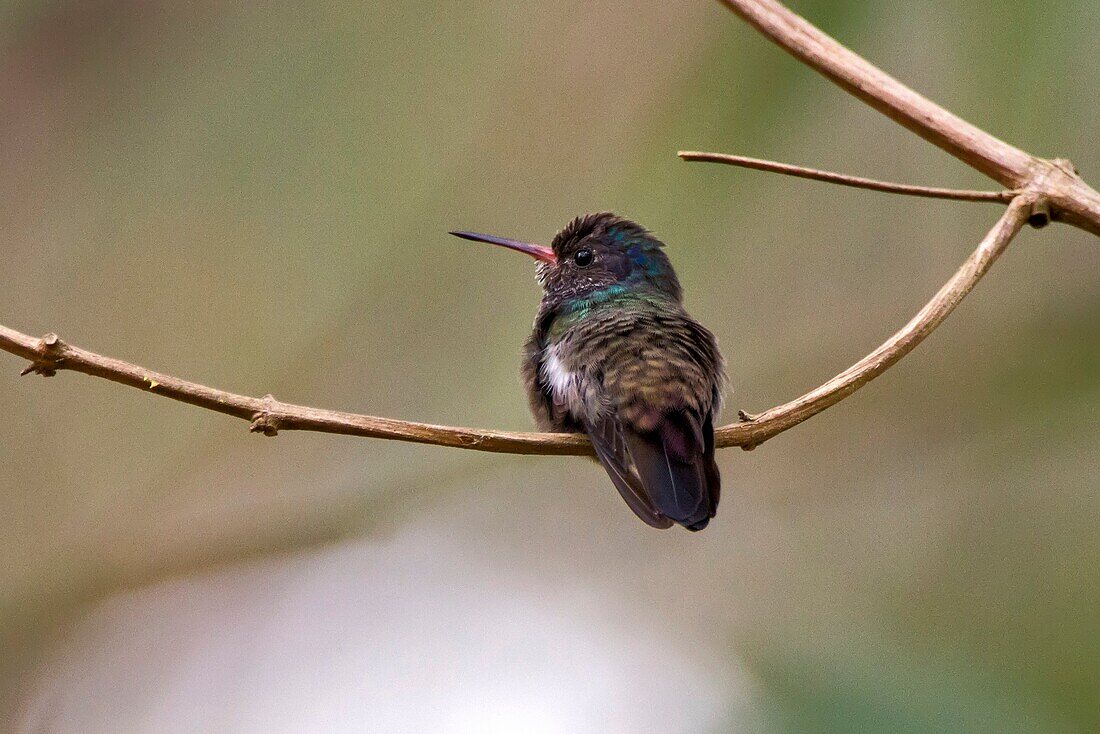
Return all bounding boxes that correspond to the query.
[538,334,613,420]
[522,293,724,433]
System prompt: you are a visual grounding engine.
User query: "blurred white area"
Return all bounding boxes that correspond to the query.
[16,513,758,733]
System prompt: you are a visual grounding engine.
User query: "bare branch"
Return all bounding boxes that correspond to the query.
[0,323,593,456]
[721,193,1034,449]
[0,196,1035,456]
[714,0,1100,236]
[0,2,1095,462]
[678,151,1016,203]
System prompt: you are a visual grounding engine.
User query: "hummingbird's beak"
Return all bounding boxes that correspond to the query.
[449,230,557,264]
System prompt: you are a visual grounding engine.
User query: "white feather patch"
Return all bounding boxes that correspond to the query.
[542,349,574,400]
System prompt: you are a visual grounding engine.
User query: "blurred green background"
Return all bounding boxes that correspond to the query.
[1,1,1097,731]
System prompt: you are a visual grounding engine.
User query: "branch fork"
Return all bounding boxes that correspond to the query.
[1,0,1096,457]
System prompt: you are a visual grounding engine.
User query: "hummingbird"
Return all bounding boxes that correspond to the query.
[452,213,725,531]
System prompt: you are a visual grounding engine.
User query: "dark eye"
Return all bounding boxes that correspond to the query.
[573,248,594,267]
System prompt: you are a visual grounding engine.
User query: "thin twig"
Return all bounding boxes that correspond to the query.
[0,195,1035,455]
[713,0,1100,236]
[677,152,1016,203]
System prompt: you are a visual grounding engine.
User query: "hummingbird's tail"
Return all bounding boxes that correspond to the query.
[585,410,720,531]
[623,412,719,531]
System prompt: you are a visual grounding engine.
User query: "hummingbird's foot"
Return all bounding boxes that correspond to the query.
[737,409,760,422]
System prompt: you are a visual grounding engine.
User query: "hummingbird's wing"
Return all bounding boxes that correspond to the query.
[701,409,721,510]
[584,415,674,529]
[620,409,719,532]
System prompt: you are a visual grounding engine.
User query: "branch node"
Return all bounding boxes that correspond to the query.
[249,394,282,437]
[1051,157,1079,176]
[1027,198,1051,229]
[736,411,761,449]
[20,333,65,377]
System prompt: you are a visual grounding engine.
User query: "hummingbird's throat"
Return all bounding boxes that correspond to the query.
[548,285,660,337]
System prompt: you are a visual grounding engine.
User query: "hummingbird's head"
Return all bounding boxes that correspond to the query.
[451,212,682,304]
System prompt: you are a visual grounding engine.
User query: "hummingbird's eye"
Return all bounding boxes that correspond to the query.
[573,248,594,267]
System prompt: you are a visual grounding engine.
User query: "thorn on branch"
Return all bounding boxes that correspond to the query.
[734,411,762,451]
[20,333,64,377]
[249,394,281,437]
